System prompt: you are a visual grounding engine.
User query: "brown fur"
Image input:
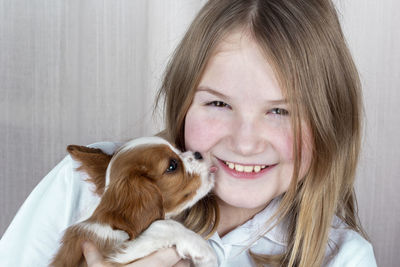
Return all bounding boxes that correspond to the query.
[50,225,125,267]
[67,145,112,195]
[51,142,204,267]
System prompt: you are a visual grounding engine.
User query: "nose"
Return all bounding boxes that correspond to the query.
[194,151,203,160]
[230,117,267,155]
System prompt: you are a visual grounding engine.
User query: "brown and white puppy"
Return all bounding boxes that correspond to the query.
[51,136,217,267]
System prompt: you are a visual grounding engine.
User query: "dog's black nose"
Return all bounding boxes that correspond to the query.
[194,151,203,160]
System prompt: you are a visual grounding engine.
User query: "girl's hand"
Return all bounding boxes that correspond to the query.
[82,241,190,267]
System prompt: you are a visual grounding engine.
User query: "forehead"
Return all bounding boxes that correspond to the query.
[199,30,284,101]
[212,29,255,55]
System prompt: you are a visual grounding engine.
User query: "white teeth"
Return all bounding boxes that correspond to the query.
[244,166,253,172]
[224,161,267,173]
[235,164,244,172]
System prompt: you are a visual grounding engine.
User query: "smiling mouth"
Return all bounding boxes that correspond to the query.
[219,159,270,173]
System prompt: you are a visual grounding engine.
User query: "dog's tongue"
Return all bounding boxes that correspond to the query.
[209,166,218,173]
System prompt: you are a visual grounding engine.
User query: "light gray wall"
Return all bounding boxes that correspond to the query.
[1,1,399,266]
[0,0,205,231]
[335,1,400,266]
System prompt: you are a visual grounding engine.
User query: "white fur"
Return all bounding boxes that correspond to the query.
[79,222,129,242]
[108,219,217,267]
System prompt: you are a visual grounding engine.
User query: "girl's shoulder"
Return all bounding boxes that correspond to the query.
[325,217,377,266]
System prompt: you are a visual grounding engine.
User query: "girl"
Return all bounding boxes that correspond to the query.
[0,0,377,266]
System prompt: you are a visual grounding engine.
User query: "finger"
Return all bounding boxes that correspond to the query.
[155,248,183,266]
[82,241,108,267]
[173,259,191,267]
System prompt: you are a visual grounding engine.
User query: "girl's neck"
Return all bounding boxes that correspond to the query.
[216,198,269,237]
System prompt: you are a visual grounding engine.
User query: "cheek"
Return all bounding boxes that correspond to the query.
[278,124,313,178]
[273,122,312,162]
[273,126,295,162]
[184,107,225,153]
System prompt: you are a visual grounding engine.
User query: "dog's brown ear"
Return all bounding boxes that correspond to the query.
[92,173,164,240]
[67,145,112,195]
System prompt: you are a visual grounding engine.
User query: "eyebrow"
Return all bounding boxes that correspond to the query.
[196,86,228,99]
[197,85,288,105]
[266,99,288,105]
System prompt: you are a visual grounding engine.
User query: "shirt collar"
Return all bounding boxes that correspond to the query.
[209,196,288,247]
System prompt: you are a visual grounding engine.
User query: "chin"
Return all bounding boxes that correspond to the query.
[214,177,283,209]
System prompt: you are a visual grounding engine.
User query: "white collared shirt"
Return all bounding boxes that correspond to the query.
[0,141,377,267]
[207,197,377,266]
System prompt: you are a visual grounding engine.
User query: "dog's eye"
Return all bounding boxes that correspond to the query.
[166,159,178,173]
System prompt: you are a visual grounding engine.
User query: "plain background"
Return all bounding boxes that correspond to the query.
[1,0,399,266]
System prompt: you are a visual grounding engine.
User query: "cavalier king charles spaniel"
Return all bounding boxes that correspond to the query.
[51,136,217,267]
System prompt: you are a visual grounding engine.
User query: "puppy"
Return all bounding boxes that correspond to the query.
[51,136,217,267]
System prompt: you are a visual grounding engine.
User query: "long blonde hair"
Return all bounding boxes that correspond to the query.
[156,0,366,266]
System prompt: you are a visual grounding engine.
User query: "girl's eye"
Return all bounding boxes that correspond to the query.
[269,108,289,116]
[206,101,230,108]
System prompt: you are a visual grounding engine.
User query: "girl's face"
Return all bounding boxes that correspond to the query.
[184,31,312,211]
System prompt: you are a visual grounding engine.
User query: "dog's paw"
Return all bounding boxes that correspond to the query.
[175,238,218,267]
[106,220,218,266]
